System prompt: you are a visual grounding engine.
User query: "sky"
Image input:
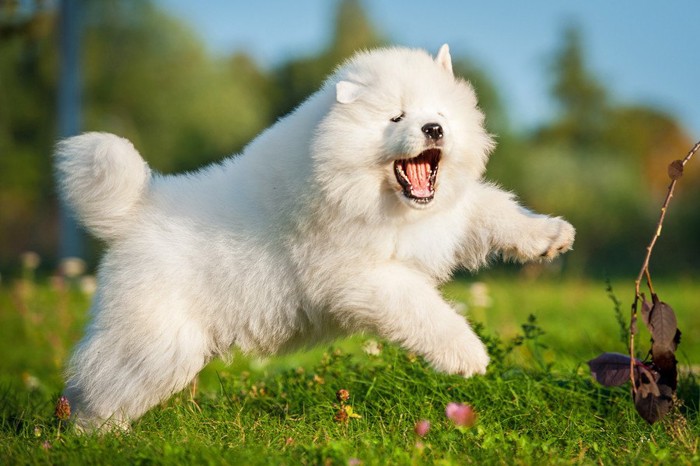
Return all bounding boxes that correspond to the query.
[155,0,700,137]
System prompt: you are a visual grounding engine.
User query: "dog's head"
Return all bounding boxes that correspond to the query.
[312,44,495,220]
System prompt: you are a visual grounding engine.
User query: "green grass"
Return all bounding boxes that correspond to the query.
[1,275,698,464]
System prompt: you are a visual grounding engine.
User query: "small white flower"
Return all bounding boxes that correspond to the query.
[452,301,468,315]
[22,372,40,391]
[60,257,86,278]
[362,339,382,356]
[469,282,492,308]
[21,251,41,270]
[80,275,98,295]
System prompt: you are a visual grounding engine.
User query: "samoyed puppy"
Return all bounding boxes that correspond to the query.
[55,44,574,430]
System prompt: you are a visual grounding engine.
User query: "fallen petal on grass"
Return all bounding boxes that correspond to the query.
[445,402,476,427]
[362,339,382,356]
[414,419,430,437]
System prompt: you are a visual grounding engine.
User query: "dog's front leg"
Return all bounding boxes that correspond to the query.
[469,184,575,263]
[327,265,489,377]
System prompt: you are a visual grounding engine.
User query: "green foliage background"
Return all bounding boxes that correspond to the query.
[1,0,698,276]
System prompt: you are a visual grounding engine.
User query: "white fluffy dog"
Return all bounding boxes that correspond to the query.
[55,44,574,430]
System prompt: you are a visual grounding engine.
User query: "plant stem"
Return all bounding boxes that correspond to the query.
[629,140,700,389]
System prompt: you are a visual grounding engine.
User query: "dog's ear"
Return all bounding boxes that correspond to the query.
[336,80,363,104]
[436,44,453,75]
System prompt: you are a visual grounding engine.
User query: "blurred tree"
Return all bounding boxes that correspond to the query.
[331,0,382,57]
[535,26,609,149]
[521,25,697,275]
[0,0,273,270]
[453,58,507,136]
[81,0,271,173]
[605,106,696,193]
[0,1,695,277]
[56,0,85,261]
[0,1,58,268]
[606,106,699,273]
[660,174,700,273]
[452,57,524,192]
[272,0,384,118]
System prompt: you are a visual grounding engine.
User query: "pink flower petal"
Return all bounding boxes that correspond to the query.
[445,402,477,427]
[414,419,430,437]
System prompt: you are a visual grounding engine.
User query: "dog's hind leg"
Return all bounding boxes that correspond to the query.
[63,303,212,432]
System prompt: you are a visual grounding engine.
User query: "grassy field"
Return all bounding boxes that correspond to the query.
[1,273,698,464]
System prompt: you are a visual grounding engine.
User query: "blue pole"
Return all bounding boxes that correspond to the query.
[57,0,84,260]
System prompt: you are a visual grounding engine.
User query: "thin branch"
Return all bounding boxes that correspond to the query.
[629,140,700,390]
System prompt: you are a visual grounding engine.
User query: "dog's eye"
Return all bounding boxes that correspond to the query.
[390,112,405,123]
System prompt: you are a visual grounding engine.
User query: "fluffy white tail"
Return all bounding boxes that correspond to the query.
[55,132,151,241]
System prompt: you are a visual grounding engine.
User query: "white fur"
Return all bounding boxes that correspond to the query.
[55,134,151,240]
[55,45,574,431]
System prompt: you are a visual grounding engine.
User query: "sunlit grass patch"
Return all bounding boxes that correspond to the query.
[1,275,698,464]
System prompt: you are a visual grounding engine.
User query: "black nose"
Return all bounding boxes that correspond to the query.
[422,123,443,140]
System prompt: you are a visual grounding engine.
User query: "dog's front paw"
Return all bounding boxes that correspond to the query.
[539,218,575,260]
[456,340,490,378]
[428,333,490,378]
[505,216,575,263]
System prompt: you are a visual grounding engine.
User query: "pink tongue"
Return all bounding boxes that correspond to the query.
[406,160,432,197]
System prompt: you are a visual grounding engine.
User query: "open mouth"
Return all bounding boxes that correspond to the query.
[393,148,441,204]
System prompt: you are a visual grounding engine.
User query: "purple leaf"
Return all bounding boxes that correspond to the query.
[634,380,674,425]
[640,294,652,328]
[648,300,678,350]
[633,360,675,424]
[673,329,682,350]
[652,347,678,374]
[587,352,634,387]
[635,364,661,397]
